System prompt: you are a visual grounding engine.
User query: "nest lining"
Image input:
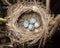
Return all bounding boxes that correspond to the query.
[6,2,52,47]
[17,11,42,31]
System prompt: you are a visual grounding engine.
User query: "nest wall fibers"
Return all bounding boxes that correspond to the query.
[5,2,52,47]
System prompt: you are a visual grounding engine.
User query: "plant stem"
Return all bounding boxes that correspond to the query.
[0,18,7,23]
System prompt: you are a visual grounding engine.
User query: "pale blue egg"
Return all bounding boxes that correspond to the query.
[30,18,36,24]
[23,20,29,28]
[28,24,34,31]
[34,22,40,28]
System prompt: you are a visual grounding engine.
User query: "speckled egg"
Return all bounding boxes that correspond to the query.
[28,24,34,31]
[30,18,36,24]
[34,22,40,28]
[23,20,29,28]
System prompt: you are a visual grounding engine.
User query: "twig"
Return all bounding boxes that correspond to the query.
[49,15,60,38]
[1,0,12,6]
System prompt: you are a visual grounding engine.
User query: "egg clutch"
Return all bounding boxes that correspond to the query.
[23,18,40,31]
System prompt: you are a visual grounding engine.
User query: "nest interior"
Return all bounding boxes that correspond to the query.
[17,11,42,32]
[6,2,52,47]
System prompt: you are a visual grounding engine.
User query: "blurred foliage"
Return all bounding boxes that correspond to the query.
[17,0,22,2]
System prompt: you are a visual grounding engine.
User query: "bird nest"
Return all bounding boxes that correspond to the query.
[5,2,52,47]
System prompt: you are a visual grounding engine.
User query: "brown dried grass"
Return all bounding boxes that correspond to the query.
[5,2,53,48]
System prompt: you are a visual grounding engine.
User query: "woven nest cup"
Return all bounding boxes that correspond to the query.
[6,2,52,47]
